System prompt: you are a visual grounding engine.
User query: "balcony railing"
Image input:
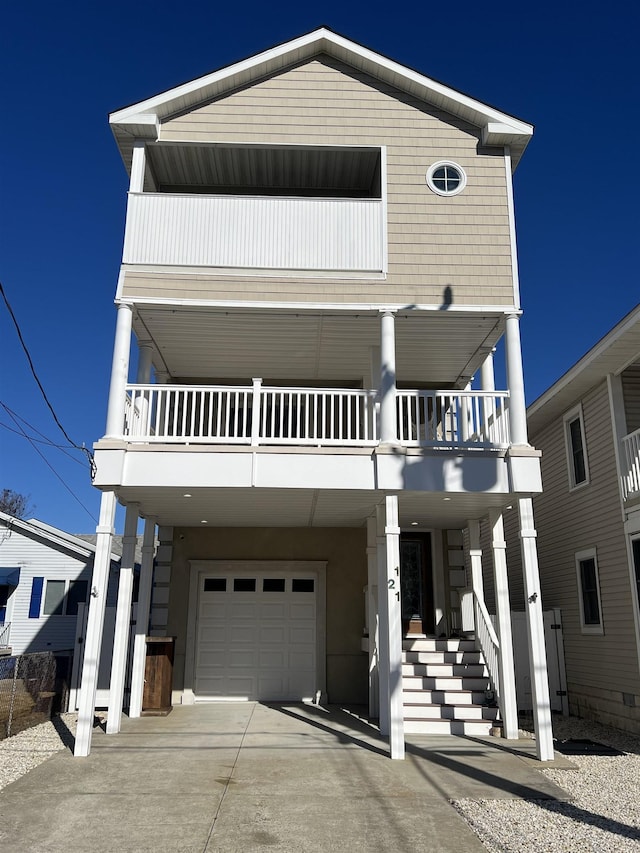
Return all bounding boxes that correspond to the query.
[121,384,510,449]
[122,193,384,272]
[621,427,640,500]
[0,623,10,648]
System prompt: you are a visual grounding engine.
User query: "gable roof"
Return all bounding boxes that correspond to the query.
[528,303,640,436]
[0,511,120,563]
[110,27,533,170]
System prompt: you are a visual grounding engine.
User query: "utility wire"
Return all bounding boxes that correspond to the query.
[0,402,86,463]
[0,415,86,466]
[0,280,96,478]
[3,407,98,524]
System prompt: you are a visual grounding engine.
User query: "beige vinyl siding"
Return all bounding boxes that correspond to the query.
[527,382,640,698]
[622,363,640,433]
[122,56,514,308]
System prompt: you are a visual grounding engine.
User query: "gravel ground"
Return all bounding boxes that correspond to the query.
[1,713,639,851]
[453,716,640,852]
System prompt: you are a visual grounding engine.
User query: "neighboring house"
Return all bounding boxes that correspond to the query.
[75,28,555,760]
[0,512,121,656]
[519,304,640,733]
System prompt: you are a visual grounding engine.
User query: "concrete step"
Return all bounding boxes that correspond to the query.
[403,650,483,665]
[404,717,494,735]
[403,702,499,721]
[402,688,489,706]
[403,675,490,692]
[402,662,487,678]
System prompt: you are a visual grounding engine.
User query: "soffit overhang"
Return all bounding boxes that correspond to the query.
[110,27,533,172]
[528,304,640,436]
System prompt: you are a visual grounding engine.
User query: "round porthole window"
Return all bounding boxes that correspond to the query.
[426,161,467,196]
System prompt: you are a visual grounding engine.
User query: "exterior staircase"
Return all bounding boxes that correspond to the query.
[402,637,500,735]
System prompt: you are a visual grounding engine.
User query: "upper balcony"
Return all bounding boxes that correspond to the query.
[121,143,385,275]
[621,427,640,502]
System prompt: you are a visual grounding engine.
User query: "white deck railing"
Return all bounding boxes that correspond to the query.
[621,427,640,500]
[396,390,510,447]
[122,384,511,449]
[122,193,384,272]
[0,622,10,648]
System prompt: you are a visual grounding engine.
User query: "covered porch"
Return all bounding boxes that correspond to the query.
[73,485,554,764]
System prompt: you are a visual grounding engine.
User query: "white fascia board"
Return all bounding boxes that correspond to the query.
[528,303,640,425]
[123,293,521,315]
[109,28,532,145]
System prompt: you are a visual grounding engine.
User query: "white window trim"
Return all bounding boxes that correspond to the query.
[575,548,604,635]
[563,404,590,490]
[426,160,467,197]
[41,578,88,617]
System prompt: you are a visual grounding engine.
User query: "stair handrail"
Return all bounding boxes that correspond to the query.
[473,592,501,699]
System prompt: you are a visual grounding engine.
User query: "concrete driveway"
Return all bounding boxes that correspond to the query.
[0,703,570,852]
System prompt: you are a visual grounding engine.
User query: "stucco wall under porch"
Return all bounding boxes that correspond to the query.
[167,527,368,704]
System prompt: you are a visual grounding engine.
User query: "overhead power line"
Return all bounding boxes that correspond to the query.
[0,280,96,479]
[0,403,86,465]
[3,406,98,524]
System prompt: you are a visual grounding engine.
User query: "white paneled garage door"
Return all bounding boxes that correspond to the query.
[194,565,320,701]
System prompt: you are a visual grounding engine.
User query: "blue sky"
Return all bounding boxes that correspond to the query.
[1,0,638,534]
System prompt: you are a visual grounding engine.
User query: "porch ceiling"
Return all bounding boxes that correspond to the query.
[134,306,504,388]
[113,486,513,529]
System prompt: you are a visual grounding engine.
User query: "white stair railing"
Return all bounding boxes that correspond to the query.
[473,593,501,698]
[0,622,10,648]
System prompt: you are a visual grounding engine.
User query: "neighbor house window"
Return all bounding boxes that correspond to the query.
[575,549,603,634]
[35,579,89,617]
[564,405,589,489]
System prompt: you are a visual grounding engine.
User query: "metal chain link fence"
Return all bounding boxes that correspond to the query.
[0,652,60,739]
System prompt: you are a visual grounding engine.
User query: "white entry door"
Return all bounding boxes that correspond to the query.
[194,566,318,701]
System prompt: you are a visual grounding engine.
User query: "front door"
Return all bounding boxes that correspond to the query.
[400,534,434,636]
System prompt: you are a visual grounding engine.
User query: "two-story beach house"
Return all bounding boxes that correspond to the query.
[75,28,555,760]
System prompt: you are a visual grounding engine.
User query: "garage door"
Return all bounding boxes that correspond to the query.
[195,568,317,701]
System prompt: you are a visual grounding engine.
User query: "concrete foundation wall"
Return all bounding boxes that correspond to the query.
[167,527,368,703]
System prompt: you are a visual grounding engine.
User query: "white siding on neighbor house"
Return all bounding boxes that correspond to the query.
[121,56,514,309]
[522,382,640,700]
[0,525,115,656]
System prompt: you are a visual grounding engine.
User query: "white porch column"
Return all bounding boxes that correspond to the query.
[378,496,404,759]
[480,350,496,393]
[504,314,528,446]
[129,516,156,718]
[106,503,139,734]
[518,498,554,760]
[137,342,153,383]
[130,140,147,193]
[105,303,133,439]
[379,310,398,444]
[376,505,390,737]
[488,510,519,740]
[366,516,379,720]
[467,520,485,604]
[74,491,117,757]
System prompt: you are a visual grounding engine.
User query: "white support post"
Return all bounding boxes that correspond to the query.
[366,516,379,720]
[129,517,156,718]
[505,314,528,446]
[130,140,146,193]
[488,509,519,740]
[105,304,133,439]
[74,491,117,757]
[467,520,485,604]
[106,503,139,734]
[518,498,554,760]
[376,504,390,737]
[382,495,404,759]
[379,311,398,445]
[251,378,262,446]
